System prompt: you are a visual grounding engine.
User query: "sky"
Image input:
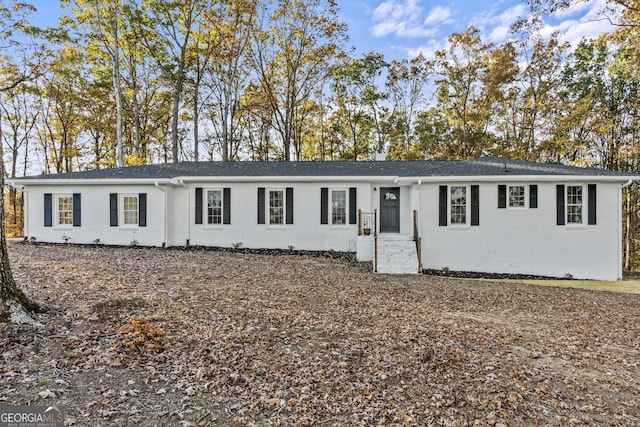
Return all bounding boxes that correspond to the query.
[339,0,616,60]
[26,0,617,62]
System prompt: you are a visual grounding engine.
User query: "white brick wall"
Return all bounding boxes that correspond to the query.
[419,182,622,280]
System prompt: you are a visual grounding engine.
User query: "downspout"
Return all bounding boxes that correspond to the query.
[621,179,633,189]
[416,179,422,272]
[154,182,167,247]
[177,178,190,246]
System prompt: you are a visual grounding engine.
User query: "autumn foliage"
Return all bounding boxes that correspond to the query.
[2,245,639,425]
[3,189,23,239]
[114,317,165,356]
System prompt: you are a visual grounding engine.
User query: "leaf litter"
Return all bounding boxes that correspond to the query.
[1,244,639,426]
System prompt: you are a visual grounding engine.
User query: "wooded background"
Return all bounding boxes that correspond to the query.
[2,0,639,269]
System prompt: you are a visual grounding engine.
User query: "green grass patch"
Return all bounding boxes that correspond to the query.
[502,279,640,294]
[38,377,52,386]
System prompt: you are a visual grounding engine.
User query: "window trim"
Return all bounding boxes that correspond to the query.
[330,188,348,227]
[120,193,140,228]
[449,185,469,227]
[566,184,584,226]
[267,188,286,228]
[507,185,527,209]
[205,188,224,228]
[54,193,74,229]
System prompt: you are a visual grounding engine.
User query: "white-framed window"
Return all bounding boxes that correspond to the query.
[508,185,526,208]
[269,189,284,225]
[450,186,467,225]
[121,194,139,226]
[207,189,223,225]
[567,185,583,224]
[331,189,347,225]
[55,194,73,227]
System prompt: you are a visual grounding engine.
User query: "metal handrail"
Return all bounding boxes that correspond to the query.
[358,209,377,236]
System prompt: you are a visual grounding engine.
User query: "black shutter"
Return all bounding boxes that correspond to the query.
[44,193,52,227]
[223,188,231,225]
[588,184,597,225]
[73,193,81,227]
[556,185,565,225]
[138,193,147,227]
[286,187,294,224]
[349,187,357,224]
[257,187,265,224]
[110,193,118,226]
[195,187,203,224]
[438,186,447,227]
[320,187,328,224]
[498,185,506,208]
[529,185,538,208]
[471,185,479,226]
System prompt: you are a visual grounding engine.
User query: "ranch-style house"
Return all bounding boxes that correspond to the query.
[8,156,639,280]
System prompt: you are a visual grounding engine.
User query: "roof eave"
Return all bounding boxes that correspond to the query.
[397,175,640,183]
[172,175,398,184]
[9,174,639,187]
[7,178,174,186]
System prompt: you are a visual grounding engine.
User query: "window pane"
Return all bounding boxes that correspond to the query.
[567,186,582,224]
[450,186,466,225]
[269,190,284,225]
[332,190,346,225]
[207,190,222,224]
[123,196,138,225]
[58,196,73,225]
[509,186,525,207]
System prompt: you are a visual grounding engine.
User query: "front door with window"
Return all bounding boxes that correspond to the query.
[380,187,400,232]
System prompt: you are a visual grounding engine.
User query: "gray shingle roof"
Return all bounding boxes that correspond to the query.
[425,156,634,177]
[12,156,635,181]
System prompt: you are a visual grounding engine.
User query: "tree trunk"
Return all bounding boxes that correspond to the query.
[171,75,185,163]
[193,84,199,162]
[0,123,42,325]
[113,24,124,168]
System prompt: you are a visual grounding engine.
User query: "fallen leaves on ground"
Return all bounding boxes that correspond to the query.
[1,244,639,426]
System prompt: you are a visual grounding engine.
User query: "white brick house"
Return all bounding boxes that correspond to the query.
[9,157,638,280]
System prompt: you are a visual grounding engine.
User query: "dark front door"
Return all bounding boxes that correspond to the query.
[380,187,400,233]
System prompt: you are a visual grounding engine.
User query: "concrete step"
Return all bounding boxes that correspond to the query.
[377,264,419,274]
[375,234,420,274]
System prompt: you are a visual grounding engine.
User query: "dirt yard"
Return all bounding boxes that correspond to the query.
[1,244,639,426]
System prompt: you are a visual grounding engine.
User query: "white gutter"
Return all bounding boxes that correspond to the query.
[171,175,397,184]
[12,174,639,186]
[395,175,640,184]
[6,178,174,186]
[154,182,168,247]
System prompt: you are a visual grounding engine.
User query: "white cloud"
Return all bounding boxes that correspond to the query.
[552,0,592,18]
[370,0,450,38]
[366,0,616,63]
[536,0,617,47]
[423,6,454,26]
[471,4,527,43]
[406,39,448,61]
